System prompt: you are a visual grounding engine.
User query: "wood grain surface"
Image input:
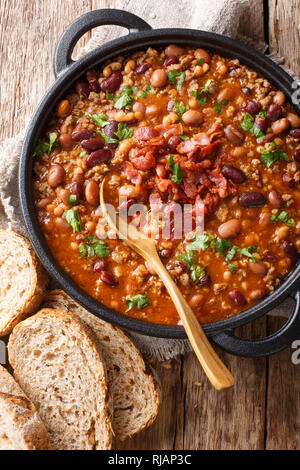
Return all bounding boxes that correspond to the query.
[0,0,299,450]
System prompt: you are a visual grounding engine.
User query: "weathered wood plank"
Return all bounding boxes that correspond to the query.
[268,0,300,75]
[266,317,300,450]
[239,0,265,42]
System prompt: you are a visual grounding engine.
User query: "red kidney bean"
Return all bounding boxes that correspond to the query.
[282,240,299,265]
[72,129,94,141]
[228,290,246,306]
[221,165,246,184]
[135,62,151,74]
[265,252,278,263]
[100,270,118,286]
[267,103,282,122]
[228,65,239,73]
[224,125,244,146]
[168,135,182,152]
[293,148,300,162]
[94,260,107,272]
[282,173,296,187]
[164,56,179,67]
[290,128,300,139]
[245,99,261,114]
[75,80,90,98]
[100,71,122,93]
[86,70,100,93]
[135,126,158,141]
[167,99,175,113]
[59,133,75,151]
[254,116,268,133]
[242,87,251,96]
[160,248,172,259]
[85,149,112,167]
[81,138,104,151]
[47,164,65,188]
[239,192,266,207]
[103,120,118,139]
[71,182,83,200]
[199,273,211,287]
[257,133,275,144]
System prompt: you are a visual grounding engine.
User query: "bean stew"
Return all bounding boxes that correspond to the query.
[33,45,300,325]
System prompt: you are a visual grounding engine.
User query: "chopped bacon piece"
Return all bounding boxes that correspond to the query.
[134,126,158,140]
[183,181,198,199]
[132,150,156,170]
[177,138,222,160]
[156,123,184,140]
[155,177,174,193]
[122,161,142,186]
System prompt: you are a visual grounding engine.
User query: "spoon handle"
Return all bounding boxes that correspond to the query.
[148,253,234,390]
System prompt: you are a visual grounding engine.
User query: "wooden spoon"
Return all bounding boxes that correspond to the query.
[100,177,234,390]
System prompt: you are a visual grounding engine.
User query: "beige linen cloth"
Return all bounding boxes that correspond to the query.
[0,0,295,360]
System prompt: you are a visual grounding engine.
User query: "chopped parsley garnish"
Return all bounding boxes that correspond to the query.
[196,58,205,65]
[79,151,87,157]
[99,122,133,144]
[174,98,189,117]
[126,294,150,311]
[68,194,77,204]
[241,112,264,139]
[108,85,138,110]
[79,237,110,259]
[64,209,82,233]
[258,110,267,118]
[180,134,189,140]
[168,155,183,184]
[33,132,58,156]
[85,112,110,128]
[271,210,296,228]
[260,147,289,168]
[187,233,258,272]
[178,250,206,284]
[167,70,186,91]
[191,79,214,106]
[213,99,229,114]
[139,84,155,98]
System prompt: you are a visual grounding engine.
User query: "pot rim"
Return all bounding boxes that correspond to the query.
[19,26,300,339]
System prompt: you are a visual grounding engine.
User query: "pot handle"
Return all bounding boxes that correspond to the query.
[211,291,300,357]
[54,9,152,77]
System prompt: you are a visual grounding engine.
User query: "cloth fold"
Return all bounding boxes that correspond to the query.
[0,0,295,360]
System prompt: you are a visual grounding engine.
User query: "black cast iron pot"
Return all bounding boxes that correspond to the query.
[19,9,300,356]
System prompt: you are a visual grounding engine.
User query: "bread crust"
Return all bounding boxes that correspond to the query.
[42,290,161,440]
[8,309,112,450]
[0,230,48,336]
[0,366,51,450]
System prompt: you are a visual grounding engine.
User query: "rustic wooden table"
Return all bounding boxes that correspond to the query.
[0,0,299,450]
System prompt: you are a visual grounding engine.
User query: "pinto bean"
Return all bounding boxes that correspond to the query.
[287,112,300,128]
[165,44,184,57]
[217,87,234,102]
[151,69,167,88]
[259,211,271,228]
[272,118,289,135]
[218,219,241,238]
[86,70,100,92]
[75,80,90,98]
[249,261,267,276]
[132,102,145,114]
[85,181,99,205]
[59,133,75,150]
[85,149,112,167]
[94,260,107,272]
[72,129,94,141]
[135,62,151,74]
[81,138,104,151]
[164,56,179,67]
[257,133,275,144]
[282,240,299,265]
[228,290,246,306]
[100,71,122,93]
[182,110,203,126]
[231,146,247,158]
[273,91,286,106]
[57,100,71,118]
[146,104,161,117]
[194,48,211,63]
[47,164,65,188]
[100,270,118,286]
[221,165,246,184]
[268,190,281,208]
[267,103,282,122]
[249,289,264,300]
[189,294,204,308]
[224,125,244,146]
[239,192,266,207]
[245,99,261,114]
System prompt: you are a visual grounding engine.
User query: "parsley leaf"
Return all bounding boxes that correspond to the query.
[79,238,110,258]
[93,242,110,258]
[188,234,214,251]
[168,155,183,184]
[191,79,214,106]
[167,70,186,91]
[174,98,189,117]
[260,147,289,168]
[101,122,133,144]
[111,85,138,110]
[68,194,77,204]
[180,134,189,140]
[213,99,229,114]
[238,246,258,262]
[139,84,155,98]
[79,243,88,258]
[178,250,206,284]
[196,58,205,65]
[64,209,82,233]
[271,210,296,228]
[126,294,150,311]
[85,112,110,128]
[241,112,264,138]
[33,132,58,156]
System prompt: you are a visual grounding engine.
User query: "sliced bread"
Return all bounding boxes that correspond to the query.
[0,230,48,336]
[42,290,161,441]
[8,309,112,450]
[0,365,51,450]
